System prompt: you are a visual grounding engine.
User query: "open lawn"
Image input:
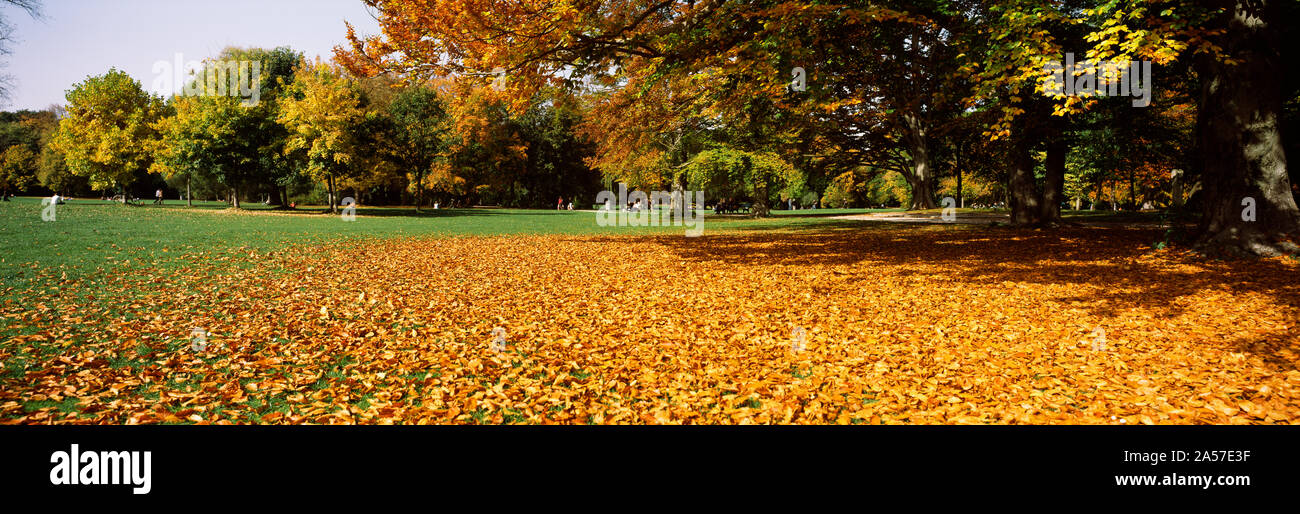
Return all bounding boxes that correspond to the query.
[1,198,1297,424]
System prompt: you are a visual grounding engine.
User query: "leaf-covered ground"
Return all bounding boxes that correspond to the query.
[3,221,1298,424]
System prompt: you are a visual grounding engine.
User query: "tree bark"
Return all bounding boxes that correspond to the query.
[328,174,338,214]
[901,113,937,210]
[955,145,964,208]
[745,154,770,217]
[1040,125,1066,225]
[186,177,192,208]
[1009,134,1040,226]
[1193,1,1300,256]
[414,171,424,212]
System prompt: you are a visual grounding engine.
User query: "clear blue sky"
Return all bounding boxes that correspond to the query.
[2,0,383,110]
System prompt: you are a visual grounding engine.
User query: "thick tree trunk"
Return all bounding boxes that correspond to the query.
[1040,128,1066,225]
[1009,136,1040,226]
[231,186,240,209]
[1194,1,1299,256]
[901,114,937,210]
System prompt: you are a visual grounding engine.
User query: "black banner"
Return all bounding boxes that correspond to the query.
[0,426,1293,505]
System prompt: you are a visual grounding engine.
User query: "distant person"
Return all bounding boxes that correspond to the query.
[155,189,164,204]
[433,202,440,209]
[567,202,573,210]
[557,196,564,210]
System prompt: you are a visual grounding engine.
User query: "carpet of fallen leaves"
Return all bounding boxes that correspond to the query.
[3,224,1298,424]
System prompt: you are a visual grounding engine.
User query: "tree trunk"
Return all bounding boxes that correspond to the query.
[328,175,337,214]
[231,185,240,209]
[1127,169,1136,210]
[901,113,936,210]
[745,155,770,217]
[1193,1,1299,256]
[1040,127,1066,225]
[955,147,964,208]
[1171,172,1184,209]
[414,171,423,212]
[263,184,279,206]
[186,177,192,207]
[1009,135,1040,226]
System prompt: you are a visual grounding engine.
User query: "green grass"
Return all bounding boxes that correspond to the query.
[1,196,899,289]
[0,196,1171,306]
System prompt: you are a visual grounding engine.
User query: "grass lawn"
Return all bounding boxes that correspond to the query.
[2,197,1296,424]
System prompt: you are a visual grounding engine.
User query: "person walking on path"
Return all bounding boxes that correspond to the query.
[155,189,164,205]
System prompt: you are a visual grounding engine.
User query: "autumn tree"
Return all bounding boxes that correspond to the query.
[0,143,33,196]
[277,59,365,213]
[0,108,49,195]
[51,69,164,203]
[336,1,818,213]
[29,106,84,195]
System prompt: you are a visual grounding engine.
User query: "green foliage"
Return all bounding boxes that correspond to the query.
[677,146,801,207]
[152,47,305,207]
[513,101,602,208]
[384,84,449,206]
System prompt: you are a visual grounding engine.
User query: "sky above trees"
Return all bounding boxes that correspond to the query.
[1,0,380,109]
